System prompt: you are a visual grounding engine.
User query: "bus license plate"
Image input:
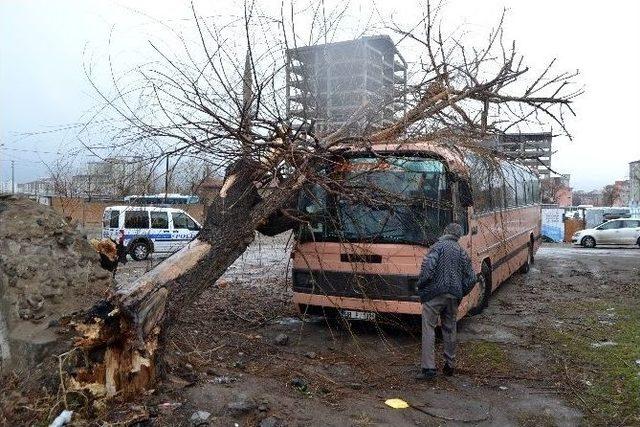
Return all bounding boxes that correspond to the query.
[340,310,375,321]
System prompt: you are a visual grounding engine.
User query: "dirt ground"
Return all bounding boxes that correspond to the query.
[106,239,639,426]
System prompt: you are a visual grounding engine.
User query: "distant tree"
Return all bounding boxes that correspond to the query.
[171,158,215,195]
[572,190,584,206]
[602,184,616,207]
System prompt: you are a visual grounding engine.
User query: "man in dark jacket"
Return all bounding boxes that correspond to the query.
[416,223,477,380]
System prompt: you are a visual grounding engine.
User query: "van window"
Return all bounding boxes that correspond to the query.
[150,211,169,229]
[124,210,150,229]
[172,212,199,231]
[103,210,119,228]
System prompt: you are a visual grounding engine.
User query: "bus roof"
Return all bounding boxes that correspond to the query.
[336,139,534,177]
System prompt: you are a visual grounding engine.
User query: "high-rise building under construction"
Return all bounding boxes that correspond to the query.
[286,35,407,134]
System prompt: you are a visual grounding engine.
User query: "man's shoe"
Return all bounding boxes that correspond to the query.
[443,364,454,377]
[415,368,437,380]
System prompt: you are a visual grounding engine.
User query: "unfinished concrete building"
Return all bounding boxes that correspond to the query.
[483,132,553,178]
[286,35,407,134]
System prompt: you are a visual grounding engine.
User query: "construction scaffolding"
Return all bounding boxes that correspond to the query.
[286,35,407,134]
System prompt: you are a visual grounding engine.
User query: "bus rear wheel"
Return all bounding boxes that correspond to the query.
[518,243,533,274]
[469,261,492,316]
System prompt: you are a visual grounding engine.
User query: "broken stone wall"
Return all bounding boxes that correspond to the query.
[0,195,113,372]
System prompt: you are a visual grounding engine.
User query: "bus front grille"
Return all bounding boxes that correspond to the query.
[292,269,420,301]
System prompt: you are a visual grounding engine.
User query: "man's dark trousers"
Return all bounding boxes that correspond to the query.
[421,293,458,370]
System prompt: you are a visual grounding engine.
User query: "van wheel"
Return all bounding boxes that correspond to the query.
[130,241,150,261]
[468,261,492,316]
[582,236,596,248]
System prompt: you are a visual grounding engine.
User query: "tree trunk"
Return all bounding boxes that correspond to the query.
[70,160,304,396]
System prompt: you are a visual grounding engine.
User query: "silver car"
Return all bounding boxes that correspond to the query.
[572,219,640,248]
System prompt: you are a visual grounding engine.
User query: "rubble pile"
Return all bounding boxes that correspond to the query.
[0,195,112,371]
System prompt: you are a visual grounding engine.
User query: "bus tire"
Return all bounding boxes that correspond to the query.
[469,261,492,316]
[130,240,151,261]
[581,236,596,248]
[518,243,533,274]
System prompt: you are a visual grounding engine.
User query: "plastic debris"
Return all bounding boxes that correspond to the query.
[158,402,182,413]
[49,410,73,427]
[498,386,508,391]
[211,375,238,384]
[590,341,617,348]
[190,410,211,426]
[274,317,302,326]
[385,398,410,409]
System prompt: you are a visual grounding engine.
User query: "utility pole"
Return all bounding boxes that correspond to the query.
[164,155,169,203]
[11,160,15,194]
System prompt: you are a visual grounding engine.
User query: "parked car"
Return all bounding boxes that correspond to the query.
[572,218,640,248]
[102,206,201,260]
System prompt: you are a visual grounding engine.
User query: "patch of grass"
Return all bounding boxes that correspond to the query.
[458,340,510,375]
[543,303,640,425]
[351,412,376,426]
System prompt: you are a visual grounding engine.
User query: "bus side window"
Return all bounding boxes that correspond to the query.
[502,163,517,208]
[465,154,492,213]
[491,166,505,211]
[532,180,541,203]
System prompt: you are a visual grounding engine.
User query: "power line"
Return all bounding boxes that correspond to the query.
[0,146,62,155]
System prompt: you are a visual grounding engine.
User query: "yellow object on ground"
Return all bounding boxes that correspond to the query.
[384,398,410,409]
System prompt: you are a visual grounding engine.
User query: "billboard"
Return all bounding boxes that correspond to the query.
[541,208,565,242]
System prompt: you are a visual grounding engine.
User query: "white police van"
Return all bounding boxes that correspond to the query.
[102,206,202,260]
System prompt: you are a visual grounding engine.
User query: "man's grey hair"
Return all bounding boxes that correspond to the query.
[443,223,464,239]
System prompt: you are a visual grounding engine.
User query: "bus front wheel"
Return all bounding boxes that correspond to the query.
[469,261,492,316]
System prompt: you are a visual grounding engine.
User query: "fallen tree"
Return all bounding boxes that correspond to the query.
[68,1,581,396]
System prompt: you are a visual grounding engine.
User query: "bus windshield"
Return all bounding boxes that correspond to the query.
[298,156,453,245]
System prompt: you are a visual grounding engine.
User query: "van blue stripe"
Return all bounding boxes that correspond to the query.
[123,234,195,241]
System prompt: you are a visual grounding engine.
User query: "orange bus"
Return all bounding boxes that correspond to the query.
[291,141,541,321]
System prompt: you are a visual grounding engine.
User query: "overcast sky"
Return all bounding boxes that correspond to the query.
[1,0,639,190]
